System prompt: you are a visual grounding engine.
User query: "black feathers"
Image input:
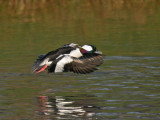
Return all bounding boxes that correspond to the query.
[64,54,103,74]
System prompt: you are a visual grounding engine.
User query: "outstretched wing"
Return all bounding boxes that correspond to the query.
[32,44,78,73]
[38,43,79,61]
[64,54,104,74]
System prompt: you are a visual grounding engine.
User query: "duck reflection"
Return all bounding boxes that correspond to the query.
[36,95,99,119]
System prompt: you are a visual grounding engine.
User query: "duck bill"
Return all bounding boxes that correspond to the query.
[95,50,102,54]
[33,64,48,74]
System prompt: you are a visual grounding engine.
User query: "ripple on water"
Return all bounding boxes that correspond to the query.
[1,56,160,119]
[104,56,160,61]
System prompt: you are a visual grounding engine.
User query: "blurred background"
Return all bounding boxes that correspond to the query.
[0,0,160,120]
[1,0,160,58]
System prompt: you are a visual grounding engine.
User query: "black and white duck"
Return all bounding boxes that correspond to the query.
[32,43,103,74]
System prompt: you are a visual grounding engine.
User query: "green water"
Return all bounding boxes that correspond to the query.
[0,2,160,120]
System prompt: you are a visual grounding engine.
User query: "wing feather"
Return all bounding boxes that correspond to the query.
[32,46,76,73]
[64,54,103,74]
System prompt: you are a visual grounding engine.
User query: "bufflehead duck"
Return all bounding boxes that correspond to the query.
[32,43,103,74]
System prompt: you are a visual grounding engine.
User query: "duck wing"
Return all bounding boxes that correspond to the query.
[32,45,77,73]
[43,47,75,61]
[64,54,104,74]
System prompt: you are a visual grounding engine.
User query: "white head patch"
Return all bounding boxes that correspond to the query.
[82,45,92,51]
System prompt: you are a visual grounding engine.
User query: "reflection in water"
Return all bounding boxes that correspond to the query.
[36,96,98,119]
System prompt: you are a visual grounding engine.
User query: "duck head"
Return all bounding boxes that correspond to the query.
[79,45,102,54]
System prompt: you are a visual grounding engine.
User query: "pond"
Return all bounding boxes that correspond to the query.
[0,1,160,120]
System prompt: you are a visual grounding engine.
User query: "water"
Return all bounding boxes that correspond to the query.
[1,56,160,120]
[1,1,160,120]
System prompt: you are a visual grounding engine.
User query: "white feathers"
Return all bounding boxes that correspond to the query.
[54,48,82,73]
[68,43,78,47]
[39,58,52,66]
[82,45,93,51]
[69,48,83,58]
[63,43,78,48]
[55,55,73,72]
[32,57,53,73]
